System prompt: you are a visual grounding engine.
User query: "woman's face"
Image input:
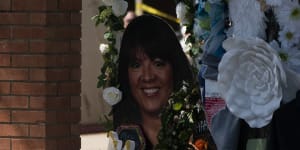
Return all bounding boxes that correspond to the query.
[128,51,173,115]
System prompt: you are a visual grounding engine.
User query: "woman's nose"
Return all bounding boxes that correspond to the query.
[141,66,155,82]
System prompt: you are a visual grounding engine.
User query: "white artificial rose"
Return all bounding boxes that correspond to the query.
[103,87,122,106]
[99,43,109,54]
[176,2,189,25]
[102,0,113,6]
[218,37,287,128]
[112,0,128,16]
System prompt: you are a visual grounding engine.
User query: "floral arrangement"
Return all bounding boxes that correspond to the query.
[218,0,300,128]
[156,81,213,150]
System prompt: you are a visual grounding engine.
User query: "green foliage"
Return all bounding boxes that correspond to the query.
[92,5,125,90]
[156,81,203,149]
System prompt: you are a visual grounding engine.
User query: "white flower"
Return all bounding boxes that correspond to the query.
[218,37,286,128]
[270,40,300,74]
[265,0,282,6]
[103,87,122,106]
[176,2,189,25]
[99,43,109,54]
[102,0,128,16]
[102,0,113,6]
[228,0,266,39]
[274,0,300,30]
[112,0,128,16]
[278,27,300,49]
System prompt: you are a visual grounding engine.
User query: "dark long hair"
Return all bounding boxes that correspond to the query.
[113,15,194,128]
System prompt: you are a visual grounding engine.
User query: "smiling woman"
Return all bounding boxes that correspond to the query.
[114,15,193,149]
[109,15,216,149]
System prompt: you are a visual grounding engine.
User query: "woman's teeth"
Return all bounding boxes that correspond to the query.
[143,88,159,95]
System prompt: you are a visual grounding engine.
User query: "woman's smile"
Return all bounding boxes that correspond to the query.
[142,88,160,96]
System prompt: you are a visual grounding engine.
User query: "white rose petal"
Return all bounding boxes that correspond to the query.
[102,0,113,6]
[266,0,282,6]
[103,87,122,106]
[176,2,189,25]
[112,0,128,16]
[99,43,109,54]
[218,37,286,128]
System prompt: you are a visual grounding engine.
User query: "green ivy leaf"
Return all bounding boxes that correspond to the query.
[173,102,183,111]
[104,31,114,41]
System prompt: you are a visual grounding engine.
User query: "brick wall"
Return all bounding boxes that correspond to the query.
[0,0,81,149]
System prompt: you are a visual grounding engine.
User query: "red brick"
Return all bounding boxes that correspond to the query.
[0,138,11,150]
[70,40,81,52]
[0,13,29,25]
[47,26,81,39]
[71,124,80,136]
[0,40,29,53]
[30,40,70,53]
[11,26,47,39]
[0,96,28,108]
[11,55,46,67]
[59,0,81,10]
[46,111,57,123]
[30,96,70,109]
[56,137,80,150]
[0,27,10,39]
[0,124,28,136]
[71,13,81,25]
[59,54,81,67]
[12,139,45,150]
[29,124,46,137]
[70,109,81,123]
[46,139,57,150]
[30,13,46,25]
[0,0,11,11]
[0,82,10,94]
[71,68,81,80]
[71,96,81,108]
[12,54,81,67]
[30,69,69,81]
[12,0,46,11]
[0,110,10,122]
[11,26,81,40]
[11,82,57,96]
[47,13,71,25]
[0,54,10,66]
[29,96,46,109]
[58,81,81,95]
[12,110,46,123]
[56,111,71,123]
[46,124,70,137]
[0,68,28,80]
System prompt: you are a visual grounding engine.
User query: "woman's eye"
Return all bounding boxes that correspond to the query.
[129,61,140,68]
[153,59,166,67]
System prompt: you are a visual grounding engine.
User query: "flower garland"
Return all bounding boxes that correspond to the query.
[92,0,127,105]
